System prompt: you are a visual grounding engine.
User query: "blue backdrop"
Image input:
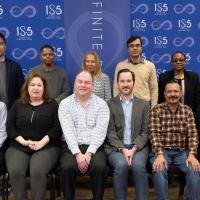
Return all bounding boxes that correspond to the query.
[0,0,200,90]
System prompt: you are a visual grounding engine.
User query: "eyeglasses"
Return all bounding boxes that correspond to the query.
[172,58,185,63]
[128,44,141,48]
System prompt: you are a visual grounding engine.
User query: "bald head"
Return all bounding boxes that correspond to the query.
[74,70,93,99]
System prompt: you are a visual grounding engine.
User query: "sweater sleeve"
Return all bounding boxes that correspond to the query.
[6,101,20,139]
[45,100,62,141]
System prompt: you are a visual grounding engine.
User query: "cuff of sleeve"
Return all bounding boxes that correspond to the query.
[155,148,163,156]
[71,147,81,155]
[87,144,97,154]
[189,149,197,155]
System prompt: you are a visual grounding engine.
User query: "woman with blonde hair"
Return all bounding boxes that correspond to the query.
[82,51,111,101]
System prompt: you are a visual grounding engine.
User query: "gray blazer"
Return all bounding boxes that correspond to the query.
[104,95,150,155]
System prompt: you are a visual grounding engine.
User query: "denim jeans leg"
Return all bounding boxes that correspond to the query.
[108,151,129,200]
[173,151,200,200]
[149,151,172,200]
[131,151,148,200]
[153,169,168,200]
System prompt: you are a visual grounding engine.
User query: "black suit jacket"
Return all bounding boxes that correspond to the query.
[158,70,200,112]
[5,58,24,109]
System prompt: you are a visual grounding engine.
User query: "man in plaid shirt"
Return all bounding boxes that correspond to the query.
[149,80,200,200]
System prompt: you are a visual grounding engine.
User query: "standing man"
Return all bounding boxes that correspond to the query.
[58,70,110,200]
[0,32,24,109]
[30,44,70,104]
[113,35,158,107]
[149,80,200,200]
[105,68,150,200]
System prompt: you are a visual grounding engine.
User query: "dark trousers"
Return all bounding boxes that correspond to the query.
[59,143,108,200]
[6,146,60,200]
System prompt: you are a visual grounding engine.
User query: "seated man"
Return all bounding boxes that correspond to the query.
[58,70,110,200]
[149,80,200,200]
[104,68,150,200]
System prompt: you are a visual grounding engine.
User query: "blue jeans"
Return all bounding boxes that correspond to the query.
[108,149,148,200]
[149,149,200,200]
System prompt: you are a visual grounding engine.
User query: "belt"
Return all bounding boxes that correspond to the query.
[164,147,180,151]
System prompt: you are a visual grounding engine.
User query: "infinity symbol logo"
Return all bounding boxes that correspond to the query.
[12,48,38,60]
[131,4,149,14]
[173,37,194,47]
[0,27,10,38]
[174,4,195,14]
[10,5,36,18]
[151,54,171,64]
[41,27,65,39]
[151,20,172,31]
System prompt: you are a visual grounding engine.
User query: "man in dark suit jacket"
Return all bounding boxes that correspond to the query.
[0,32,24,110]
[158,51,200,159]
[104,68,150,200]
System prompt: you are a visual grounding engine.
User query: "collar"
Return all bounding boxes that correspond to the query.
[128,57,144,65]
[119,95,134,103]
[163,102,181,113]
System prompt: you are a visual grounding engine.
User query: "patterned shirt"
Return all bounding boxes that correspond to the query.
[149,102,198,155]
[58,94,110,155]
[93,73,111,101]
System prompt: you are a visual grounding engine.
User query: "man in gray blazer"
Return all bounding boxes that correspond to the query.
[104,68,150,200]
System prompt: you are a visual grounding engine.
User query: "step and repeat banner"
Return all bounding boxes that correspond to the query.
[0,0,200,88]
[131,0,200,76]
[0,0,65,77]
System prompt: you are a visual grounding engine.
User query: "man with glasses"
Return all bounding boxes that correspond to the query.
[113,35,158,107]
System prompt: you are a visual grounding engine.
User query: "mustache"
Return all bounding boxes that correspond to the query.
[168,96,179,99]
[122,86,130,89]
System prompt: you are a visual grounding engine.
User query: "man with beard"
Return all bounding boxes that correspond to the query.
[149,80,200,200]
[104,68,150,200]
[113,35,158,108]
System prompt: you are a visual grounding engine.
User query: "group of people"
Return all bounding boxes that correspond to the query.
[0,32,200,200]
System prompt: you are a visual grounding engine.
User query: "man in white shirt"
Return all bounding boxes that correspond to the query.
[58,70,110,200]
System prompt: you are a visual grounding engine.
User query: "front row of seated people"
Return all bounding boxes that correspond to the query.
[2,69,200,200]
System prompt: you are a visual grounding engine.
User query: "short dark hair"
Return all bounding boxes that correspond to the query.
[0,32,6,44]
[127,36,142,47]
[164,79,181,91]
[40,44,54,52]
[171,51,186,62]
[117,68,135,82]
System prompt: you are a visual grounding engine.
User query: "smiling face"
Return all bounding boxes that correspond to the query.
[84,54,96,74]
[28,77,44,101]
[171,52,186,72]
[117,72,134,98]
[164,82,181,106]
[74,71,93,99]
